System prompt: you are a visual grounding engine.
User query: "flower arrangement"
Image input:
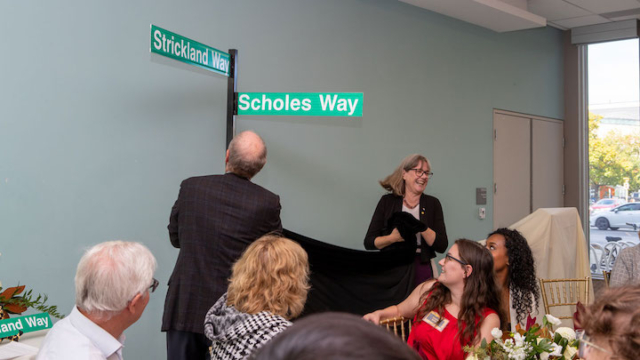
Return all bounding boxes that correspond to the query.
[0,252,63,320]
[0,285,63,320]
[464,315,580,360]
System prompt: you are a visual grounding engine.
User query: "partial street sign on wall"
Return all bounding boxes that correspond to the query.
[150,25,230,76]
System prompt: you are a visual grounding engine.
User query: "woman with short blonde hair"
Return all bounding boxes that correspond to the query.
[204,234,310,359]
[227,234,309,319]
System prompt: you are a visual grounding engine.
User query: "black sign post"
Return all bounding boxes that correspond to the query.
[226,49,238,148]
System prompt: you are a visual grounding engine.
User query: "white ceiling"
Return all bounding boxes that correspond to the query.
[400,0,640,32]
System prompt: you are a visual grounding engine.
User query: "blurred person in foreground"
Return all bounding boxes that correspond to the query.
[576,284,640,360]
[37,241,157,360]
[252,312,420,360]
[203,234,309,360]
[364,239,503,360]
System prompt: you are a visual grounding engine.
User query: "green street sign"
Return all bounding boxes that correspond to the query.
[237,92,363,117]
[150,25,230,76]
[0,313,52,338]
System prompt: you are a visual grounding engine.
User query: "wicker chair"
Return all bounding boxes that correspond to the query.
[379,316,412,341]
[539,277,590,324]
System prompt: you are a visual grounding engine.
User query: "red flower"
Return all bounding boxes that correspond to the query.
[526,315,537,331]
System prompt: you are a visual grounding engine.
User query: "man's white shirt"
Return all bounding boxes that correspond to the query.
[36,306,125,360]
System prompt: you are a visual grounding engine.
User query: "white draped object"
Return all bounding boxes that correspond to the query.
[510,207,594,327]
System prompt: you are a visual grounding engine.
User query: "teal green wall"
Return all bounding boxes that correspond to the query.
[0,0,563,358]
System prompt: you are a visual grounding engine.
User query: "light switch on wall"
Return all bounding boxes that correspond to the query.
[479,207,486,219]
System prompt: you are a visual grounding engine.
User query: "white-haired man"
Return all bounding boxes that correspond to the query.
[37,241,158,360]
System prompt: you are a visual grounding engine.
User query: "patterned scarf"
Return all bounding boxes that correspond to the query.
[204,293,291,360]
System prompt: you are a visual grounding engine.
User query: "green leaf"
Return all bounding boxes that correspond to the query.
[570,339,579,347]
[533,339,554,353]
[559,338,568,348]
[554,332,563,344]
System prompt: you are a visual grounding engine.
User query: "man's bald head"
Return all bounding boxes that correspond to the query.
[226,131,267,179]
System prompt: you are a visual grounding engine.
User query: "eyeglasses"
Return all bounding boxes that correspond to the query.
[445,253,468,266]
[408,168,434,179]
[577,331,614,358]
[149,278,159,293]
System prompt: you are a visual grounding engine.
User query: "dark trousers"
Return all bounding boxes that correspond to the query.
[166,330,211,360]
[414,255,434,287]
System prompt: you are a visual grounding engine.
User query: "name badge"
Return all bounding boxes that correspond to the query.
[422,311,449,332]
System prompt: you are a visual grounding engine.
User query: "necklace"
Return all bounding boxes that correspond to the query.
[403,197,419,209]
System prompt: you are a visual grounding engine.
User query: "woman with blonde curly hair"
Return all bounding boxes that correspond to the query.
[203,234,310,360]
[577,284,640,360]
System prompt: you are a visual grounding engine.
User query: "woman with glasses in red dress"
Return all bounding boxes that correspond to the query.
[363,239,504,360]
[364,154,448,286]
[576,284,640,360]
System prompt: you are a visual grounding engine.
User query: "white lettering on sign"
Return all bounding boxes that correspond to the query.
[238,94,250,111]
[238,94,312,112]
[25,316,48,328]
[0,319,23,333]
[319,94,359,116]
[212,51,228,72]
[152,29,208,67]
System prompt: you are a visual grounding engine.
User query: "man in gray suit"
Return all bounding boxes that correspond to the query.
[162,131,282,360]
[610,230,640,287]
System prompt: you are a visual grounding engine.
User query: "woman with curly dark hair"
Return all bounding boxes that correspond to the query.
[364,239,505,360]
[485,228,540,332]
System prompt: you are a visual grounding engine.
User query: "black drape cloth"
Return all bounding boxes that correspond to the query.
[283,229,416,317]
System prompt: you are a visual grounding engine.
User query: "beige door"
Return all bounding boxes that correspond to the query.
[493,110,564,228]
[532,120,564,211]
[494,112,531,228]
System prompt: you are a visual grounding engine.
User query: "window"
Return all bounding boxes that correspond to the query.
[587,39,639,276]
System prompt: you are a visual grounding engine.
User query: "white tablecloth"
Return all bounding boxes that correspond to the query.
[0,329,48,360]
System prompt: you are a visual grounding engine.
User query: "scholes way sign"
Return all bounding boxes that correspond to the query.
[150,25,230,76]
[238,92,363,117]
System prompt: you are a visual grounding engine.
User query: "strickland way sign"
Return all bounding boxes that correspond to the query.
[0,313,52,337]
[150,25,230,76]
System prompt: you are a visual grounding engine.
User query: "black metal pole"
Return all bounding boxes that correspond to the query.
[226,49,238,148]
